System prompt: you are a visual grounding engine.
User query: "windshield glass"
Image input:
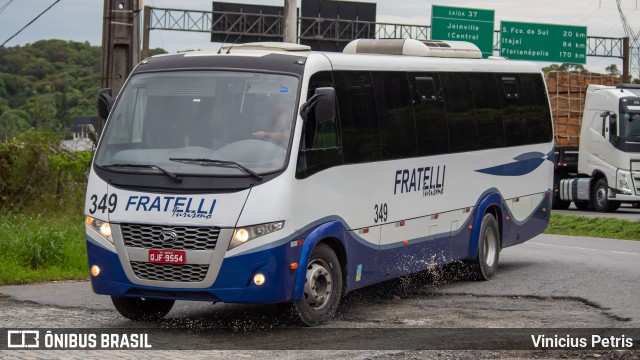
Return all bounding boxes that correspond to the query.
[94,71,299,176]
[621,111,640,138]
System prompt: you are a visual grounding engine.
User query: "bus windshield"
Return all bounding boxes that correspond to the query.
[94,71,299,176]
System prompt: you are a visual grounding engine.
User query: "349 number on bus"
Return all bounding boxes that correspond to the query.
[374,203,388,223]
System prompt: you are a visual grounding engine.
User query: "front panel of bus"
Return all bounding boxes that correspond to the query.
[84,52,322,303]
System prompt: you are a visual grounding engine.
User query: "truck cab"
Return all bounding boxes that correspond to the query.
[560,84,640,211]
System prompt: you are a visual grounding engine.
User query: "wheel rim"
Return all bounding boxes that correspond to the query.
[595,185,607,209]
[483,227,497,268]
[303,259,333,309]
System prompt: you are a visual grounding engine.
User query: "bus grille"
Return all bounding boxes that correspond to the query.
[121,224,219,250]
[130,262,208,282]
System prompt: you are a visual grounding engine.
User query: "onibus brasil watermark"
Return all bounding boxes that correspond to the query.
[7,330,151,349]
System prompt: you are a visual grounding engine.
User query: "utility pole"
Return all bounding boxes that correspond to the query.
[622,37,630,83]
[283,0,297,43]
[100,0,141,134]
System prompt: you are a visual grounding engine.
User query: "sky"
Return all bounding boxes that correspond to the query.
[0,0,639,73]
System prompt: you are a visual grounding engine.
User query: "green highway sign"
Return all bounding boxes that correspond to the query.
[431,5,495,58]
[500,21,587,64]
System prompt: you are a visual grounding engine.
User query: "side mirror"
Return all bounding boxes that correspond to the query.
[300,87,336,123]
[98,88,114,120]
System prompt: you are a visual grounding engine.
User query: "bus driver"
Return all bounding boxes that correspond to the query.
[252,103,292,147]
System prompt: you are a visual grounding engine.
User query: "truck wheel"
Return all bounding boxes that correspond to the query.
[593,178,620,212]
[468,214,500,281]
[294,243,343,326]
[111,296,174,321]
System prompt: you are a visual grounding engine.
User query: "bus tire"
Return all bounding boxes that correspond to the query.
[469,214,500,281]
[111,296,174,321]
[294,243,343,326]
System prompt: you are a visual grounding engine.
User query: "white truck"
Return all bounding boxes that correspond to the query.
[556,84,640,212]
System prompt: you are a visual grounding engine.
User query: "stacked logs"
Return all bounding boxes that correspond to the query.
[546,71,620,147]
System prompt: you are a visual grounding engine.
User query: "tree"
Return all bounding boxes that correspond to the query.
[560,63,588,73]
[541,63,589,73]
[0,40,168,139]
[605,64,621,76]
[0,109,31,140]
[26,95,56,130]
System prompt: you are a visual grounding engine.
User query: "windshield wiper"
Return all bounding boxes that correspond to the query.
[101,163,182,183]
[169,158,263,181]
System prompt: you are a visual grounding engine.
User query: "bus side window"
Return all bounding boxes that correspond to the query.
[520,73,553,144]
[470,73,505,150]
[296,71,343,179]
[498,74,527,146]
[440,72,479,153]
[373,72,417,160]
[333,71,382,164]
[409,73,449,156]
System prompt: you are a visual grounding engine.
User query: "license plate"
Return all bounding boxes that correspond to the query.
[148,249,186,264]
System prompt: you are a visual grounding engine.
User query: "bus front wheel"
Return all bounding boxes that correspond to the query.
[468,214,500,281]
[111,296,174,321]
[294,243,343,326]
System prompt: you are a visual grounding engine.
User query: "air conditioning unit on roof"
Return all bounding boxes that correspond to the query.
[342,39,482,59]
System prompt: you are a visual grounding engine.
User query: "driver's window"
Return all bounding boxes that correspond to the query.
[296,71,342,179]
[304,71,338,150]
[591,113,606,138]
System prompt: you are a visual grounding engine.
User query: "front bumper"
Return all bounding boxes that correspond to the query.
[87,237,301,304]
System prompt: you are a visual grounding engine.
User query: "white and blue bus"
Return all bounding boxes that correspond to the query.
[85,39,553,325]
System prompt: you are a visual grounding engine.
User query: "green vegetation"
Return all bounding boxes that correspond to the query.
[0,214,86,285]
[0,40,101,138]
[0,40,167,284]
[545,214,640,241]
[0,130,92,213]
[0,40,102,284]
[0,39,166,138]
[0,131,91,284]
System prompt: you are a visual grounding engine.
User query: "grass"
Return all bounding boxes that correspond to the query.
[0,213,88,285]
[0,212,637,286]
[544,213,640,241]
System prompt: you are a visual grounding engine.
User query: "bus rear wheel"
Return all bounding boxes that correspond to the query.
[293,243,343,326]
[468,214,500,281]
[111,296,174,321]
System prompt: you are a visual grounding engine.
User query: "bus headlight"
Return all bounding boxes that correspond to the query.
[229,221,284,250]
[86,216,113,243]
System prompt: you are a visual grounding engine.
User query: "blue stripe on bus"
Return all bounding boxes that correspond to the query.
[475,151,552,177]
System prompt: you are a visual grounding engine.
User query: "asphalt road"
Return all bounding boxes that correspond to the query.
[1,233,639,327]
[439,234,640,326]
